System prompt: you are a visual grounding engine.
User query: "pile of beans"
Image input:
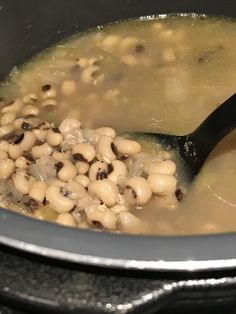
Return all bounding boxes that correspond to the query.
[0,94,179,231]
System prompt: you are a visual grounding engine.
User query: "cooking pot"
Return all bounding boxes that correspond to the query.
[0,0,236,273]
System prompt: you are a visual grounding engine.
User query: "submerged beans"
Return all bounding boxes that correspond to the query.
[58,161,77,182]
[125,177,152,205]
[59,118,81,135]
[148,173,177,195]
[21,105,39,117]
[29,181,47,202]
[12,170,30,194]
[113,137,141,155]
[85,205,117,229]
[148,160,176,176]
[61,80,76,96]
[46,185,75,213]
[119,212,143,233]
[57,213,77,227]
[2,99,22,113]
[96,135,116,163]
[0,159,15,179]
[0,150,8,160]
[1,112,16,126]
[72,143,96,162]
[0,125,14,137]
[88,179,119,207]
[31,142,53,159]
[108,160,127,184]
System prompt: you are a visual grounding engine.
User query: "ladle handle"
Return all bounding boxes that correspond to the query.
[188,93,236,174]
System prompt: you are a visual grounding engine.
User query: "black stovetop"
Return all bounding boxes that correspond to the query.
[1,246,236,314]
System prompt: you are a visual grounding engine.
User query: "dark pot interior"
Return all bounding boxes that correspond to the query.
[0,0,236,272]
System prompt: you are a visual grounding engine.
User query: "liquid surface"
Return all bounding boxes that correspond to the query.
[1,15,236,235]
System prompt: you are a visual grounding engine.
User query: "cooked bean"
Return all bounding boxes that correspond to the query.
[41,99,57,109]
[59,118,81,135]
[148,173,177,195]
[8,144,23,160]
[88,160,109,181]
[12,170,30,194]
[0,150,8,159]
[121,54,138,66]
[162,48,176,62]
[95,127,116,138]
[2,99,23,113]
[15,156,30,169]
[110,204,128,214]
[19,132,37,151]
[58,161,77,182]
[119,212,143,233]
[85,204,117,229]
[53,151,71,161]
[61,80,76,96]
[22,93,38,104]
[72,143,96,162]
[57,213,77,227]
[41,84,56,99]
[49,178,66,187]
[120,36,138,51]
[125,177,152,205]
[159,29,174,40]
[81,66,103,84]
[31,142,53,159]
[88,179,119,207]
[21,105,39,117]
[96,135,116,163]
[108,160,127,184]
[46,185,75,213]
[64,181,88,200]
[33,122,50,141]
[0,159,15,179]
[29,181,47,202]
[46,129,63,146]
[0,125,14,137]
[77,57,88,68]
[102,35,121,49]
[152,22,164,32]
[113,137,141,155]
[75,161,89,175]
[75,175,90,188]
[0,140,9,151]
[148,160,176,176]
[1,112,16,126]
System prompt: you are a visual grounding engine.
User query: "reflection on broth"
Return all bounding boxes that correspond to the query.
[0,14,236,235]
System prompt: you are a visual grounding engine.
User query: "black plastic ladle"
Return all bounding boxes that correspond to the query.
[129,93,236,182]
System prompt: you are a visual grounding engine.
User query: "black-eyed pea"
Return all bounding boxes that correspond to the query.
[75,175,90,188]
[41,84,57,99]
[75,161,89,175]
[113,137,141,156]
[46,129,63,146]
[46,185,75,213]
[49,178,66,187]
[120,36,138,51]
[108,160,127,184]
[85,205,117,229]
[0,150,8,160]
[59,118,81,135]
[72,143,96,163]
[12,170,30,194]
[88,160,109,181]
[1,112,16,126]
[41,99,57,110]
[118,212,143,233]
[15,156,30,169]
[52,151,71,162]
[88,179,119,207]
[148,160,176,176]
[148,173,177,195]
[58,161,77,182]
[13,118,25,129]
[76,57,88,68]
[102,35,121,50]
[121,54,138,66]
[0,125,14,137]
[0,158,15,179]
[96,135,116,163]
[81,66,104,85]
[8,144,23,160]
[64,181,88,200]
[125,177,152,205]
[33,122,50,142]
[29,181,47,202]
[61,80,76,96]
[21,105,39,117]
[31,142,53,159]
[22,93,38,104]
[19,132,37,151]
[57,213,77,227]
[95,127,116,138]
[2,99,23,113]
[110,204,129,214]
[162,48,176,62]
